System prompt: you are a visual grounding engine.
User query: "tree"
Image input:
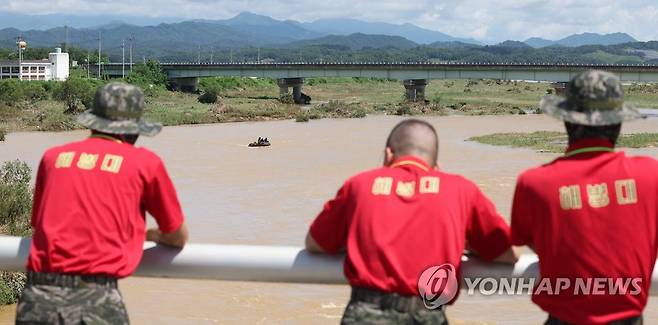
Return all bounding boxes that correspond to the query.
[126,59,167,89]
[53,77,95,114]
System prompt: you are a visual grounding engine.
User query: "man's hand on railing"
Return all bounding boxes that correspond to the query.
[146,223,189,248]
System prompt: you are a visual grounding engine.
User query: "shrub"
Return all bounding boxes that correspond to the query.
[0,80,24,105]
[53,77,95,114]
[295,112,310,122]
[0,160,33,305]
[0,129,5,141]
[126,59,167,90]
[395,103,414,116]
[21,82,49,101]
[279,94,294,104]
[198,86,221,104]
[0,272,26,305]
[0,160,32,236]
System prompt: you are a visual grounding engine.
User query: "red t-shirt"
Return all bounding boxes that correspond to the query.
[511,138,658,324]
[309,156,511,296]
[28,136,185,278]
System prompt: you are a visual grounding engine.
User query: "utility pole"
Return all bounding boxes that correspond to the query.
[257,47,260,63]
[122,39,125,79]
[210,46,214,64]
[197,45,201,64]
[16,35,24,80]
[129,35,134,72]
[97,31,101,79]
[230,48,233,63]
[86,52,90,79]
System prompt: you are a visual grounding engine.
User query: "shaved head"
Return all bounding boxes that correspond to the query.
[385,119,439,167]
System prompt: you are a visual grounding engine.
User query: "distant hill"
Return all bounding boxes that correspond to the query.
[497,40,532,48]
[0,11,478,46]
[524,32,637,48]
[301,18,481,45]
[193,12,322,41]
[0,11,182,30]
[524,37,557,48]
[284,33,418,50]
[427,41,479,49]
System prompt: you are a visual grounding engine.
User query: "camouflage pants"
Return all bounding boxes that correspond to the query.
[15,284,129,325]
[341,299,448,325]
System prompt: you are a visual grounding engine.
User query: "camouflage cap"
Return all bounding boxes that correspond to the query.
[540,70,642,126]
[76,82,162,136]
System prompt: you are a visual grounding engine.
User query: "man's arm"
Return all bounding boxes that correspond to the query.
[146,223,189,248]
[144,158,188,248]
[305,232,326,254]
[466,182,517,264]
[466,244,520,264]
[305,181,352,255]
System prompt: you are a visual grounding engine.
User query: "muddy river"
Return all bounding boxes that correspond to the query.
[1,114,657,324]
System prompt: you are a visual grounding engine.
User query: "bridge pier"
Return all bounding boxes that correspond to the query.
[169,77,199,93]
[403,79,427,102]
[277,78,310,104]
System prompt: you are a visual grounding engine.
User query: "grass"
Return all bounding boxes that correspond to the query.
[469,131,658,153]
[2,77,658,134]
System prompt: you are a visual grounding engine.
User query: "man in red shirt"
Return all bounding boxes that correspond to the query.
[306,119,517,324]
[16,83,189,324]
[511,70,653,324]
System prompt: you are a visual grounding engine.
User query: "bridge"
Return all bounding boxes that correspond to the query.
[93,62,658,103]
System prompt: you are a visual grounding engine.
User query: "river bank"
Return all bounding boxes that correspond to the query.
[2,114,658,324]
[4,77,658,139]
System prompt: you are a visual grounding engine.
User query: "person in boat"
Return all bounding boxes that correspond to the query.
[510,70,652,324]
[305,118,517,324]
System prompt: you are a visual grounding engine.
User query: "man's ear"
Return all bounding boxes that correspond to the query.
[383,147,395,166]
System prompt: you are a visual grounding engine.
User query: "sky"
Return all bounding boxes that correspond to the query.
[1,0,657,42]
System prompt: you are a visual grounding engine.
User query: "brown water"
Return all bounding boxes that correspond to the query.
[1,114,657,325]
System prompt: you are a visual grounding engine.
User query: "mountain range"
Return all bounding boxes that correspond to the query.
[524,32,637,48]
[0,12,646,62]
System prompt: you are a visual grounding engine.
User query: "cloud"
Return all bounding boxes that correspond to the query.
[1,0,657,42]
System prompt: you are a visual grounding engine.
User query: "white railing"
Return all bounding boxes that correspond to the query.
[1,236,656,295]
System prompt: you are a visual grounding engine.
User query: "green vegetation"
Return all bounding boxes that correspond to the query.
[53,76,96,114]
[0,160,33,305]
[469,131,658,153]
[0,129,5,141]
[295,112,310,122]
[2,73,658,135]
[126,59,168,96]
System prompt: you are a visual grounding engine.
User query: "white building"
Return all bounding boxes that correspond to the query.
[0,48,69,81]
